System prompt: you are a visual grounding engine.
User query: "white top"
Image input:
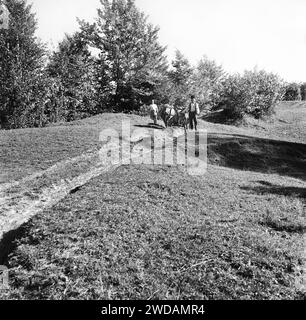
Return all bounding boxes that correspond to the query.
[150,103,158,114]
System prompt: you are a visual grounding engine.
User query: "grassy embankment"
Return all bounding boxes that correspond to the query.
[0,102,305,299]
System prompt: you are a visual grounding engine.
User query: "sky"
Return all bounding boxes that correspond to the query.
[30,0,306,82]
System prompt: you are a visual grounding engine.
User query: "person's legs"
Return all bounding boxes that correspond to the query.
[184,113,189,131]
[153,112,157,125]
[190,112,197,130]
[189,112,194,130]
[194,115,198,131]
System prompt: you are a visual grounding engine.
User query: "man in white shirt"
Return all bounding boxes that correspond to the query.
[150,99,158,125]
[188,95,200,131]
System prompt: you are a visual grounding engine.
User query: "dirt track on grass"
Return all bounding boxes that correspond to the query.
[2,125,306,252]
[1,122,305,294]
[0,127,189,255]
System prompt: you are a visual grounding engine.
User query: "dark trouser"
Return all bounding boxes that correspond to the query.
[151,111,157,125]
[153,114,157,125]
[189,111,197,130]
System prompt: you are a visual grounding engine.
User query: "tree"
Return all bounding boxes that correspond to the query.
[168,50,193,106]
[0,0,47,129]
[283,83,301,101]
[47,32,98,122]
[191,56,225,110]
[79,0,168,111]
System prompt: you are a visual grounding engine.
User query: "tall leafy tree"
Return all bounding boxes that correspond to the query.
[168,50,193,106]
[0,0,47,128]
[47,32,98,122]
[79,0,168,111]
[191,56,225,109]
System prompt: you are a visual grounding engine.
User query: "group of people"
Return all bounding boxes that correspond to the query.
[150,95,200,131]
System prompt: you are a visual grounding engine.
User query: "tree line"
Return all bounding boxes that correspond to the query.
[0,0,304,129]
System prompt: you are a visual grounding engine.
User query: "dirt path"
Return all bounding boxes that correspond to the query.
[1,123,305,295]
[0,126,187,251]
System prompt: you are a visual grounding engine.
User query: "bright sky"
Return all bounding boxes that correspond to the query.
[30,0,306,82]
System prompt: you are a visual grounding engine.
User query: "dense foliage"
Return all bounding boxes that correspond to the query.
[166,53,225,111]
[217,70,285,121]
[283,83,302,101]
[167,50,193,106]
[0,0,299,129]
[47,33,98,122]
[79,0,168,111]
[191,56,225,110]
[0,0,47,129]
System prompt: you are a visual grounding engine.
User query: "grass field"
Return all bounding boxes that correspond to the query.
[0,102,305,300]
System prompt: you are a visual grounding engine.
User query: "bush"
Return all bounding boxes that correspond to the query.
[218,70,285,121]
[283,83,302,101]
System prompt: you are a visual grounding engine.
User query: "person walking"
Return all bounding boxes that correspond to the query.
[188,95,200,131]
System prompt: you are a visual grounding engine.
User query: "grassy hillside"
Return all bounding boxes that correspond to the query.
[1,165,305,300]
[1,102,305,184]
[203,101,306,143]
[266,102,306,142]
[0,102,305,300]
[0,113,144,184]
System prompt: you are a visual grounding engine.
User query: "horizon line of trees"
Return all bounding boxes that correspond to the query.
[283,82,306,101]
[0,0,304,129]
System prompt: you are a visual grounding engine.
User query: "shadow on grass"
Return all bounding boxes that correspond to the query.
[207,133,306,181]
[134,124,165,130]
[263,215,306,234]
[201,110,233,124]
[241,181,306,199]
[240,181,306,234]
[0,222,33,266]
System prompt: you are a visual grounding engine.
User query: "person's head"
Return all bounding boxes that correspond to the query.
[151,99,155,105]
[190,95,196,102]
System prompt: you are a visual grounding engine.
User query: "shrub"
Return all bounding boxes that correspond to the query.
[218,70,285,121]
[283,83,302,101]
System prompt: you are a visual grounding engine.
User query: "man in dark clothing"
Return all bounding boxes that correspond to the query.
[188,95,200,131]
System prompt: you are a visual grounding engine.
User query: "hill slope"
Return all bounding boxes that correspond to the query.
[0,102,305,300]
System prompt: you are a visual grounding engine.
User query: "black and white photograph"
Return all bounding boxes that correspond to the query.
[0,0,305,313]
